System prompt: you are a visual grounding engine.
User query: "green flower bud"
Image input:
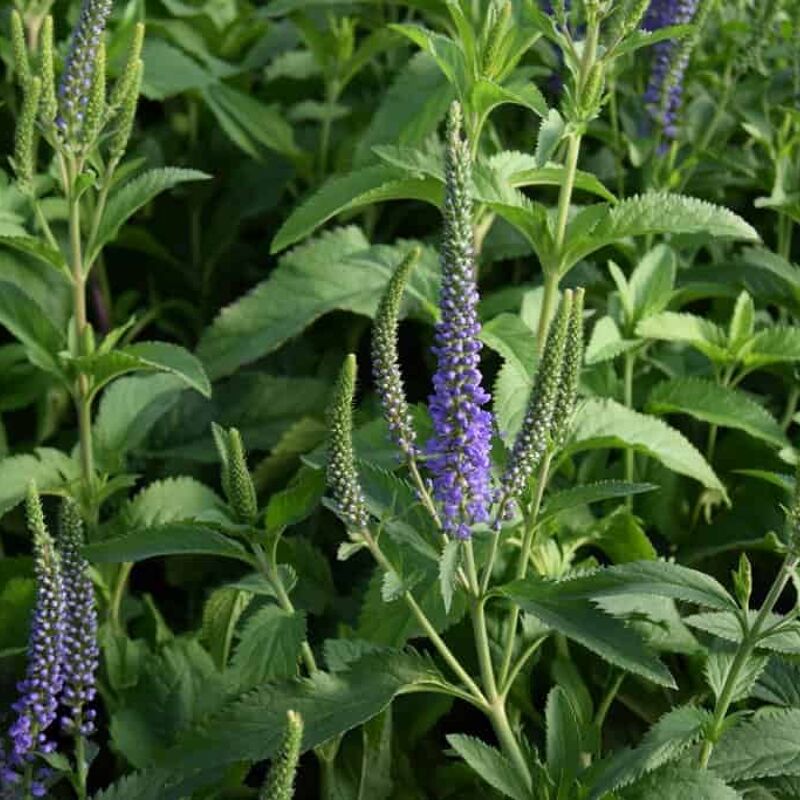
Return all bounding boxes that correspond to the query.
[109,23,145,112]
[787,465,800,554]
[82,41,107,146]
[109,58,142,163]
[327,354,369,530]
[260,710,304,800]
[11,10,30,88]
[732,553,752,609]
[551,287,585,445]
[582,63,605,116]
[371,247,420,457]
[622,0,652,36]
[26,482,48,543]
[502,291,573,501]
[39,16,58,126]
[212,424,258,526]
[14,76,42,190]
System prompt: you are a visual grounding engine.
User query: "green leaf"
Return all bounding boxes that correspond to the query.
[120,477,230,528]
[585,316,639,365]
[704,651,767,703]
[354,52,454,167]
[200,587,253,671]
[90,767,222,800]
[265,467,326,534]
[541,481,658,521]
[710,709,800,781]
[647,378,788,448]
[140,38,215,100]
[564,193,759,270]
[93,374,188,472]
[685,611,800,654]
[0,281,65,376]
[754,658,800,708]
[621,764,741,799]
[470,77,547,130]
[728,292,755,352]
[546,685,582,789]
[635,312,729,362]
[203,83,299,160]
[627,245,677,323]
[447,734,532,800]
[0,448,79,517]
[200,229,439,378]
[271,167,440,254]
[742,327,800,368]
[230,606,306,688]
[591,506,658,563]
[498,578,674,687]
[390,24,467,94]
[76,341,211,399]
[587,705,713,798]
[84,523,252,564]
[555,560,738,612]
[439,539,461,615]
[162,650,450,771]
[570,398,726,495]
[91,168,211,263]
[0,235,68,275]
[534,108,565,166]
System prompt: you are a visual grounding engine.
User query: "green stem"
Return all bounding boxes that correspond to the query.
[536,271,561,356]
[498,453,553,688]
[623,350,636,495]
[781,384,800,431]
[109,561,133,633]
[318,81,340,178]
[488,698,532,784]
[464,542,498,701]
[360,528,487,705]
[74,733,89,799]
[252,542,318,674]
[698,555,798,767]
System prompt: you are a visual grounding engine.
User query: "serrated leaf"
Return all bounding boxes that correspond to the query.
[93,374,188,472]
[534,108,564,167]
[83,523,252,565]
[710,708,800,781]
[120,477,230,528]
[628,245,676,323]
[685,611,800,654]
[162,650,450,771]
[741,327,800,368]
[564,193,759,270]
[0,448,79,517]
[554,560,738,612]
[91,168,211,263]
[546,685,582,788]
[541,481,658,521]
[90,767,221,800]
[448,734,532,800]
[570,398,726,494]
[647,378,788,448]
[0,235,68,275]
[271,167,440,254]
[704,651,768,704]
[230,606,306,688]
[75,341,211,399]
[470,77,547,130]
[0,281,65,376]
[587,705,713,798]
[621,764,741,799]
[200,229,439,378]
[636,312,729,362]
[753,659,800,708]
[439,539,461,614]
[498,578,674,686]
[265,467,325,533]
[585,316,639,364]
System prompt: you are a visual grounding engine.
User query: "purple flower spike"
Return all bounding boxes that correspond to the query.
[57,500,99,739]
[1,487,65,797]
[426,103,494,540]
[643,0,700,140]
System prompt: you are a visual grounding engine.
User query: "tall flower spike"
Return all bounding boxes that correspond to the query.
[81,41,106,146]
[327,354,369,530]
[10,11,30,88]
[426,102,494,540]
[57,499,99,739]
[13,77,42,191]
[1,486,65,798]
[57,0,113,141]
[212,424,259,526]
[109,58,142,164]
[39,17,58,127]
[109,23,144,112]
[260,710,304,800]
[551,287,584,446]
[372,247,421,457]
[642,0,700,140]
[501,291,572,503]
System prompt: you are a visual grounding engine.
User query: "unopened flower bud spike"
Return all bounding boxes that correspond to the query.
[81,41,107,148]
[11,10,30,89]
[109,59,142,166]
[259,710,303,800]
[327,354,369,530]
[109,23,145,115]
[39,16,58,128]
[13,76,42,192]
[372,247,420,459]
[551,287,584,447]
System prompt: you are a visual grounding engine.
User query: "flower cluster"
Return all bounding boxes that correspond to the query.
[643,0,699,139]
[426,103,494,540]
[57,0,113,139]
[372,248,421,458]
[57,500,99,739]
[1,488,65,798]
[260,710,304,800]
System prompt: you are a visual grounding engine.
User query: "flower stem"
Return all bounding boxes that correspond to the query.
[623,350,636,499]
[698,555,798,767]
[74,733,89,800]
